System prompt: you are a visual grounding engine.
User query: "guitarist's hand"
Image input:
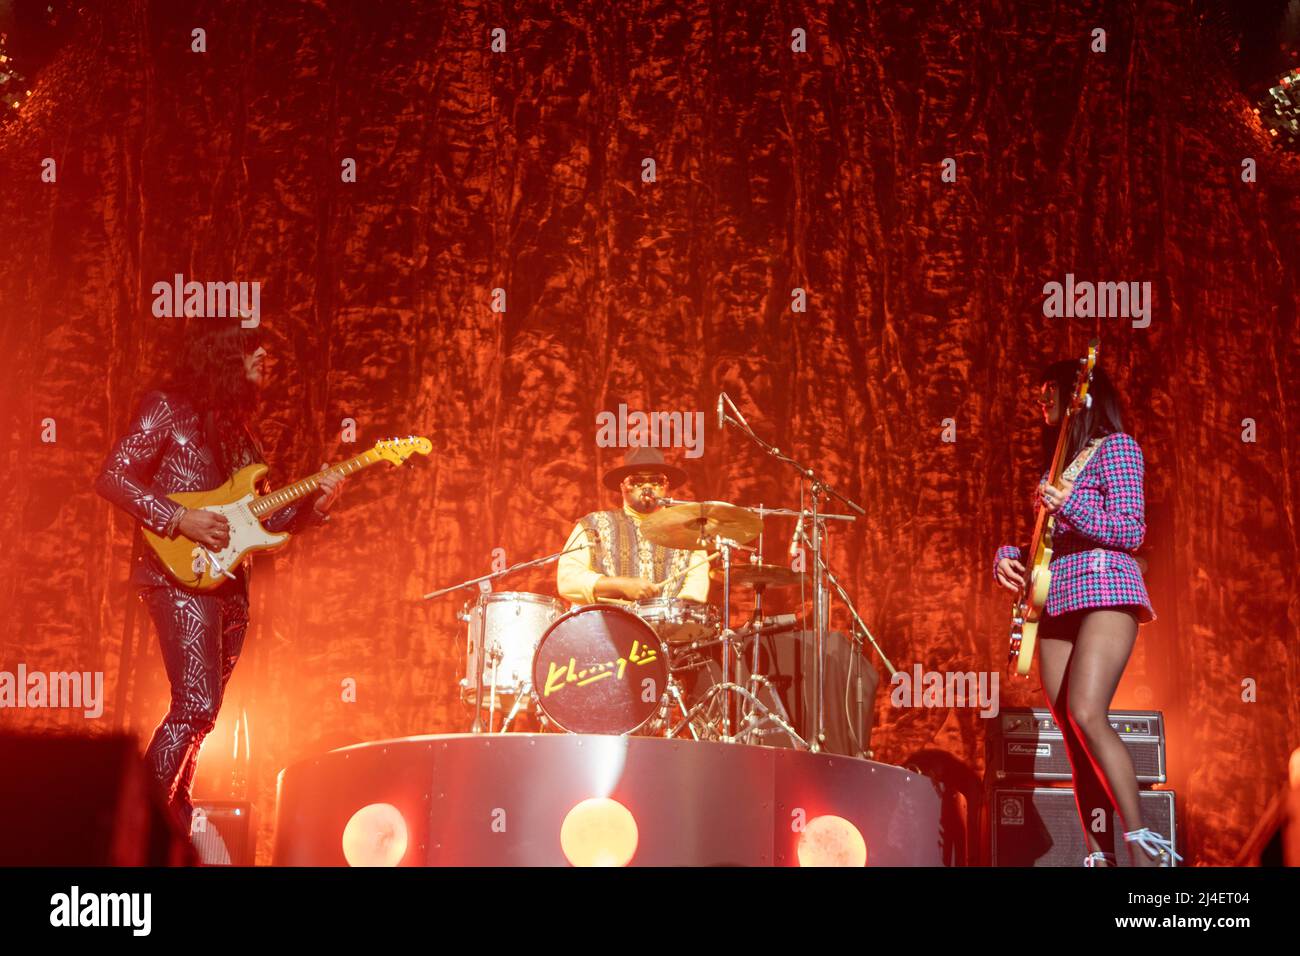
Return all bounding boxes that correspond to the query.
[179,509,230,551]
[995,557,1026,592]
[313,462,345,514]
[1038,478,1074,515]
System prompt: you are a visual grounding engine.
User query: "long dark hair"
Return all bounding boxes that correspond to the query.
[1039,359,1125,471]
[159,320,261,477]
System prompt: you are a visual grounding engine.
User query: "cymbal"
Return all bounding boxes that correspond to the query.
[710,563,806,589]
[641,501,762,549]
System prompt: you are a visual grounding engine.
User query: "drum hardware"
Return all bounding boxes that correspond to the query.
[424,543,586,734]
[498,679,533,733]
[716,389,865,752]
[799,546,897,758]
[666,674,806,747]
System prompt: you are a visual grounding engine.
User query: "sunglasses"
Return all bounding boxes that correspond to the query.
[625,474,668,487]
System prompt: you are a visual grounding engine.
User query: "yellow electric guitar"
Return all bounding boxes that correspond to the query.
[1008,341,1098,676]
[142,435,431,590]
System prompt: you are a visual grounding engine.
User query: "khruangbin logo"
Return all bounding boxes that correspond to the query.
[49,886,151,936]
[0,663,103,718]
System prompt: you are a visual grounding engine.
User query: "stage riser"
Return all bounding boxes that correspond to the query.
[273,734,944,866]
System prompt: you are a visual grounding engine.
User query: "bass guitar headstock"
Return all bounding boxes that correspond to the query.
[1069,338,1100,414]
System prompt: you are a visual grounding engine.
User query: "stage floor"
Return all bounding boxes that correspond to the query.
[273,733,945,866]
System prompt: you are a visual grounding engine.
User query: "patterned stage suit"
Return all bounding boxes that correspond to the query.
[96,390,323,830]
[994,431,1155,626]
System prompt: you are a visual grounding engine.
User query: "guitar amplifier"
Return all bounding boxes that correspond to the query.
[989,786,1177,866]
[986,707,1166,783]
[190,800,254,866]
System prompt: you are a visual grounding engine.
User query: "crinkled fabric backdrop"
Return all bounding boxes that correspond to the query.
[1,0,1297,864]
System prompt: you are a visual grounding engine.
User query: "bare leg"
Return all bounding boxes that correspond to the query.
[1038,635,1115,861]
[1064,610,1154,866]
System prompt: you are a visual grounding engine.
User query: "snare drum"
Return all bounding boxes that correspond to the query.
[532,605,670,735]
[461,592,565,707]
[632,598,720,646]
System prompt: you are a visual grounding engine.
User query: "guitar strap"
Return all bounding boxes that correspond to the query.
[1061,436,1105,482]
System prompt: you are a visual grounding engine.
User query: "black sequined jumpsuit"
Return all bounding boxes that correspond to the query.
[95,390,322,831]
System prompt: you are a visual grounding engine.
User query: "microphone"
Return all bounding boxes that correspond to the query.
[717,392,725,431]
[789,511,805,559]
[735,614,799,640]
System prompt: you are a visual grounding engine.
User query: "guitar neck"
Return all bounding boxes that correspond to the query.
[248,449,384,517]
[1025,412,1080,551]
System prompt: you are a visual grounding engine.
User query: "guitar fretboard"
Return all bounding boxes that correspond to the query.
[248,448,383,517]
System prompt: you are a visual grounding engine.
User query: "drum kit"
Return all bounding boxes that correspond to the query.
[424,392,897,754]
[449,501,808,743]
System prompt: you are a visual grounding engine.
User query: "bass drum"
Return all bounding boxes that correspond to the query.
[532,605,670,735]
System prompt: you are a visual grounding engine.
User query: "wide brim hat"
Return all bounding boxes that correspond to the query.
[602,446,689,490]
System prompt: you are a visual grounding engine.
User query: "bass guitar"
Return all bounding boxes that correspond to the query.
[1008,341,1098,676]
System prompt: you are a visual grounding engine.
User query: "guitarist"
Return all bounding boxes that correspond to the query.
[992,360,1177,866]
[95,321,344,834]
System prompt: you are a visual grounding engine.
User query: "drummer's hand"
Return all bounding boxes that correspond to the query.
[619,577,661,601]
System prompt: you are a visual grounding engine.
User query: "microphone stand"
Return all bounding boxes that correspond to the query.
[717,391,865,752]
[423,545,585,734]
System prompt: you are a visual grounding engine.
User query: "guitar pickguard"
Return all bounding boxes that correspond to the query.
[190,497,290,584]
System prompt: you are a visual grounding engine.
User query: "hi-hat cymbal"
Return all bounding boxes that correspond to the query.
[710,563,806,589]
[641,501,762,549]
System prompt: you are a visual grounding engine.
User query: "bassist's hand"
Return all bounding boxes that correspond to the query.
[179,509,230,551]
[995,557,1026,592]
[1037,478,1074,515]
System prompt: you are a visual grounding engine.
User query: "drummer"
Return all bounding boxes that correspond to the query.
[557,447,710,606]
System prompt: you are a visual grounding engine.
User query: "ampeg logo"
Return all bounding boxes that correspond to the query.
[1008,742,1053,758]
[999,795,1026,827]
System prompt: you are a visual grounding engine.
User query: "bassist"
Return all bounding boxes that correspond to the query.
[993,358,1176,866]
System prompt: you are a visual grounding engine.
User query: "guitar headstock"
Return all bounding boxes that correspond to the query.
[374,435,433,466]
[1069,338,1100,413]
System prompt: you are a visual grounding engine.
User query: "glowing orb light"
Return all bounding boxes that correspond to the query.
[797,814,867,867]
[559,797,639,867]
[341,803,409,867]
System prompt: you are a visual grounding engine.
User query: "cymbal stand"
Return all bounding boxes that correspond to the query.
[799,522,899,756]
[717,390,865,752]
[665,535,803,744]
